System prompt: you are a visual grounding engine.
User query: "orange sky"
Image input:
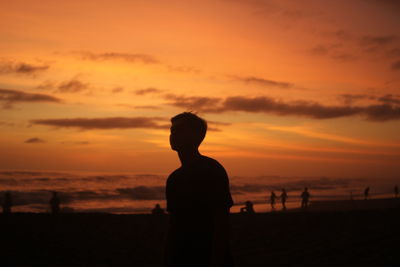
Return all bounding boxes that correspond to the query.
[1,0,400,180]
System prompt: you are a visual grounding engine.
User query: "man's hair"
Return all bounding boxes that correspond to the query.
[171,112,207,146]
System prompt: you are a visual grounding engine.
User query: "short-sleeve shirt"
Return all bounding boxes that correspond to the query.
[165,155,234,267]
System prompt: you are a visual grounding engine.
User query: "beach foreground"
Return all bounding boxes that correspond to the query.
[1,203,399,266]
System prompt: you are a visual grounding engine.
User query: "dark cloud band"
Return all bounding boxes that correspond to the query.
[0,88,62,108]
[165,94,400,121]
[31,117,168,130]
[0,60,49,75]
[231,75,293,88]
[73,51,159,64]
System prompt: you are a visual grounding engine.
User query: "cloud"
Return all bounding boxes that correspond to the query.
[207,120,231,132]
[338,94,371,105]
[223,96,400,121]
[134,105,162,110]
[36,78,91,93]
[339,93,400,106]
[31,117,169,130]
[388,48,400,56]
[116,104,162,110]
[391,60,400,70]
[0,120,14,127]
[358,35,399,53]
[24,137,45,144]
[61,140,91,145]
[164,94,400,121]
[35,81,56,90]
[208,120,231,127]
[117,186,165,200]
[360,35,397,46]
[111,87,124,93]
[58,79,89,93]
[309,43,358,62]
[227,0,317,21]
[222,96,360,118]
[331,53,358,62]
[0,88,62,108]
[0,60,49,75]
[134,87,163,95]
[71,51,202,75]
[164,94,222,112]
[166,65,201,73]
[231,75,293,89]
[363,0,400,10]
[310,44,331,55]
[74,141,90,145]
[73,51,159,64]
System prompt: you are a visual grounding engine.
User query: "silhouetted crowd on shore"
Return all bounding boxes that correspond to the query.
[1,191,61,215]
[239,185,400,214]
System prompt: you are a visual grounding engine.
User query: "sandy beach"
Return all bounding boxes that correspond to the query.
[2,198,399,267]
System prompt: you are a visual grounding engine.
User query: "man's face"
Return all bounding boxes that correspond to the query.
[169,120,197,151]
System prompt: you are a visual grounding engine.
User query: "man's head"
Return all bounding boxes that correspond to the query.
[170,112,207,151]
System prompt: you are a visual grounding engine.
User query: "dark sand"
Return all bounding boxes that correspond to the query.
[1,199,399,267]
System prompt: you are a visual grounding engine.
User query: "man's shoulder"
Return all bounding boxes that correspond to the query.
[198,156,228,180]
[167,167,182,182]
[198,155,225,170]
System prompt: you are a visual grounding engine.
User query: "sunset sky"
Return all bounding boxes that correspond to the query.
[1,0,400,181]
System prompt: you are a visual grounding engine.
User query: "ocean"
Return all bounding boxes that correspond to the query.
[0,170,397,214]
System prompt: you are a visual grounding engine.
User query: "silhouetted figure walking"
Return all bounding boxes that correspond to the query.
[395,185,399,199]
[280,188,288,210]
[240,201,255,214]
[364,187,370,200]
[152,203,165,215]
[2,191,12,214]
[50,191,60,214]
[301,187,310,209]
[165,112,234,267]
[270,191,277,211]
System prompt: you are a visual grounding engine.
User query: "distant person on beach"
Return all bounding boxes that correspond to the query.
[165,112,234,267]
[152,203,165,215]
[364,187,370,200]
[301,187,310,209]
[240,201,255,214]
[2,191,12,214]
[394,185,399,199]
[270,191,277,211]
[280,188,288,210]
[50,191,60,214]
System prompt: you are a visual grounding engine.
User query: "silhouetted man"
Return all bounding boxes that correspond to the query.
[165,112,234,267]
[301,187,310,209]
[394,185,398,199]
[240,201,255,214]
[50,191,60,214]
[270,191,277,211]
[152,203,165,215]
[280,188,288,210]
[2,191,12,214]
[364,187,370,200]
